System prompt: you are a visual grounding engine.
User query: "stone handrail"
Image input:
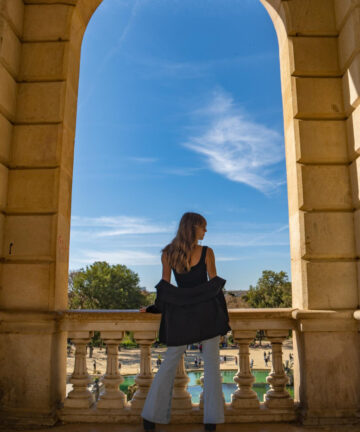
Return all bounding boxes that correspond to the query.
[59,308,298,423]
[1,307,355,423]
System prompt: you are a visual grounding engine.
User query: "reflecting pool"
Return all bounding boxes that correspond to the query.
[120,369,294,403]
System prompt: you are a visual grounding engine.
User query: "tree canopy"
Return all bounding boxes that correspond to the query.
[68,261,150,310]
[243,270,292,308]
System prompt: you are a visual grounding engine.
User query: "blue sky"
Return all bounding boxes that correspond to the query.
[69,0,290,292]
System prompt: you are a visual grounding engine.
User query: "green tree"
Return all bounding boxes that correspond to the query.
[68,261,149,310]
[244,270,292,308]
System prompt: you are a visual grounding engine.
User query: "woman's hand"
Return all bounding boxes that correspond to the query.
[139,306,147,312]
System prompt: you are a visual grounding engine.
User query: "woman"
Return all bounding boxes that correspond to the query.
[139,212,231,431]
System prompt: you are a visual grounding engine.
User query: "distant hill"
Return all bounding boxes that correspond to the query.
[226,290,248,297]
[224,290,249,308]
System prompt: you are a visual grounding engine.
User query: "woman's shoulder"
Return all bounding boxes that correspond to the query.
[161,249,170,261]
[205,246,215,260]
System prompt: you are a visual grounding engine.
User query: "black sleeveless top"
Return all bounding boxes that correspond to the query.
[172,246,208,288]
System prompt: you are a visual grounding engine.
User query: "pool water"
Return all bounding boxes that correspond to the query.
[120,369,294,403]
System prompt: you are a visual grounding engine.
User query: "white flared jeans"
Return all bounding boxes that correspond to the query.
[141,334,224,424]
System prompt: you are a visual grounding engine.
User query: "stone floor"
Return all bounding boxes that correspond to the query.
[19,423,360,432]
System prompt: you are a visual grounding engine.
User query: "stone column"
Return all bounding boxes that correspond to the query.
[97,332,126,409]
[64,332,94,408]
[199,374,204,409]
[231,330,259,409]
[264,330,293,409]
[130,331,157,411]
[171,353,192,412]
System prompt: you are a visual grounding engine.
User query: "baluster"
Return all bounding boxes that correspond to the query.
[231,330,259,409]
[199,374,204,409]
[64,332,94,408]
[130,331,157,411]
[97,332,127,409]
[264,330,294,409]
[171,353,192,412]
[199,374,225,410]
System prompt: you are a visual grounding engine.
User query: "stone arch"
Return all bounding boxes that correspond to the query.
[1,0,360,426]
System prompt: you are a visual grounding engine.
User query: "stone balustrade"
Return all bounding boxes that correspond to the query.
[58,308,298,423]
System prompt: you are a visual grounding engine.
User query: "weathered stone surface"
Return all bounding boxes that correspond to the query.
[19,41,67,82]
[306,261,358,309]
[7,168,59,213]
[12,124,62,167]
[338,7,360,70]
[24,0,77,3]
[334,0,360,30]
[16,82,65,123]
[0,62,17,120]
[347,104,360,160]
[0,331,66,412]
[293,77,344,119]
[23,4,75,41]
[0,212,4,257]
[290,37,339,76]
[294,120,348,163]
[350,157,360,208]
[0,162,8,211]
[300,165,352,211]
[0,112,11,164]
[295,332,360,415]
[342,51,360,113]
[0,0,24,38]
[354,209,360,255]
[285,0,337,36]
[303,212,356,259]
[0,263,53,309]
[0,16,21,78]
[3,215,55,259]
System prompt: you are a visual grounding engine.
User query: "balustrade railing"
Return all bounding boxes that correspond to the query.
[59,309,296,423]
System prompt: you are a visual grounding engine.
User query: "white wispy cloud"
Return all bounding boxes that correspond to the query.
[182,89,285,194]
[74,249,160,266]
[71,215,289,245]
[71,215,175,237]
[69,215,289,272]
[70,250,260,268]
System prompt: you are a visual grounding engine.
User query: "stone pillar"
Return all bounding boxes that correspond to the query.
[260,0,360,424]
[199,374,204,409]
[64,332,94,408]
[130,331,157,411]
[97,332,126,409]
[264,330,293,409]
[231,331,259,409]
[171,353,192,412]
[0,0,102,425]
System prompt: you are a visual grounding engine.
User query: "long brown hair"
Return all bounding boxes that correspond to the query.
[162,212,207,273]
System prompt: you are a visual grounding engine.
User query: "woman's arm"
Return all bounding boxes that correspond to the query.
[161,251,171,282]
[206,247,217,279]
[139,251,170,313]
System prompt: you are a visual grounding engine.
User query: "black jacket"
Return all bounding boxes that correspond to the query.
[145,276,231,346]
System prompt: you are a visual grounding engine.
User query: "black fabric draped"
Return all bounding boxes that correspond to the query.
[145,246,231,346]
